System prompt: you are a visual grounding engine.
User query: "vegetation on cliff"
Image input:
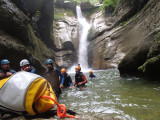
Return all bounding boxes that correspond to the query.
[100,0,120,10]
[54,8,74,21]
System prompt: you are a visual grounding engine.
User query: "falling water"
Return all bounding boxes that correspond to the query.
[76,6,91,71]
[68,6,91,73]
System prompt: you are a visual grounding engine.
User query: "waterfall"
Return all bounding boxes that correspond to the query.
[76,6,91,71]
[68,6,91,73]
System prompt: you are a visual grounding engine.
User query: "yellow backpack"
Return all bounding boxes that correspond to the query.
[0,71,57,115]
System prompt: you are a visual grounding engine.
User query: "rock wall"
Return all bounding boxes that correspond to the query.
[0,0,55,75]
[53,16,78,68]
[118,0,160,80]
[11,0,55,50]
[55,0,77,16]
[88,11,126,69]
[88,0,160,80]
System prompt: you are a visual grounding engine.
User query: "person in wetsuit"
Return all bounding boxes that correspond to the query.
[60,68,73,88]
[20,59,36,73]
[89,70,96,79]
[73,66,87,88]
[0,59,16,80]
[43,59,64,98]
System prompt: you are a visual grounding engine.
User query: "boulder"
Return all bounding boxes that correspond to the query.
[80,2,97,11]
[55,0,77,15]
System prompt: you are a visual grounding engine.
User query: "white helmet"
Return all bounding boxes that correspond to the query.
[20,59,30,66]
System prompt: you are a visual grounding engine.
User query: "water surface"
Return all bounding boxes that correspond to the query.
[59,69,160,120]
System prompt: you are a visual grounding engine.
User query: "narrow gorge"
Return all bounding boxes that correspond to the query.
[1,0,160,119]
[0,0,160,81]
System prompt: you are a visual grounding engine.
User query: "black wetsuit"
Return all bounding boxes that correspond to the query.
[0,69,16,80]
[61,73,73,88]
[75,72,87,87]
[44,67,64,98]
[89,74,96,79]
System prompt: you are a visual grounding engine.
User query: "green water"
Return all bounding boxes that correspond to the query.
[59,69,160,120]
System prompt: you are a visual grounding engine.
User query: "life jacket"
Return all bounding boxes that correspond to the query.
[27,66,36,73]
[75,72,86,87]
[89,74,96,78]
[63,74,71,87]
[0,71,57,115]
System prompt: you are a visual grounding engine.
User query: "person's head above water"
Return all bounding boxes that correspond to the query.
[20,59,30,71]
[61,68,66,75]
[46,59,54,70]
[1,59,10,70]
[75,66,81,73]
[89,70,93,74]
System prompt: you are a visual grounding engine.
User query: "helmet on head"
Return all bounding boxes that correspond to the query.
[89,70,93,73]
[1,59,10,65]
[46,59,53,64]
[61,68,66,74]
[20,59,29,66]
[75,66,81,70]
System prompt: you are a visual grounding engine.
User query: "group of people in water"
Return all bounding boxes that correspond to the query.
[0,58,96,97]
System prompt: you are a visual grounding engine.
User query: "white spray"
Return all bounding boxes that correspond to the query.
[68,6,91,73]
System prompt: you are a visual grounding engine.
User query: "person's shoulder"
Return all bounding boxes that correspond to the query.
[29,66,36,73]
[80,72,84,76]
[31,66,36,70]
[93,74,96,77]
[0,70,4,73]
[66,73,71,77]
[10,69,16,73]
[53,67,58,71]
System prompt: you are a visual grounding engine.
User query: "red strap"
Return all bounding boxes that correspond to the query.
[39,96,78,119]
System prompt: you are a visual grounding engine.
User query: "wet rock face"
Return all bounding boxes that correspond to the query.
[109,0,149,29]
[0,0,30,45]
[88,11,126,69]
[80,2,97,11]
[119,29,160,80]
[11,0,55,50]
[117,0,160,80]
[55,0,77,15]
[0,0,55,75]
[53,17,78,68]
[0,30,47,75]
[88,0,160,81]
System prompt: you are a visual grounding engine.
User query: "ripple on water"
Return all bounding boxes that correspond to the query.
[59,69,160,120]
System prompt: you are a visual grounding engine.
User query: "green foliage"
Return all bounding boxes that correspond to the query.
[35,11,41,17]
[83,8,100,19]
[100,0,120,10]
[119,21,127,26]
[54,8,74,21]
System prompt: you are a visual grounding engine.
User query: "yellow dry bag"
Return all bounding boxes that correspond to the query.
[0,71,57,115]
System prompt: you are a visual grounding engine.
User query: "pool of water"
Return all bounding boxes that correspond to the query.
[59,69,160,120]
